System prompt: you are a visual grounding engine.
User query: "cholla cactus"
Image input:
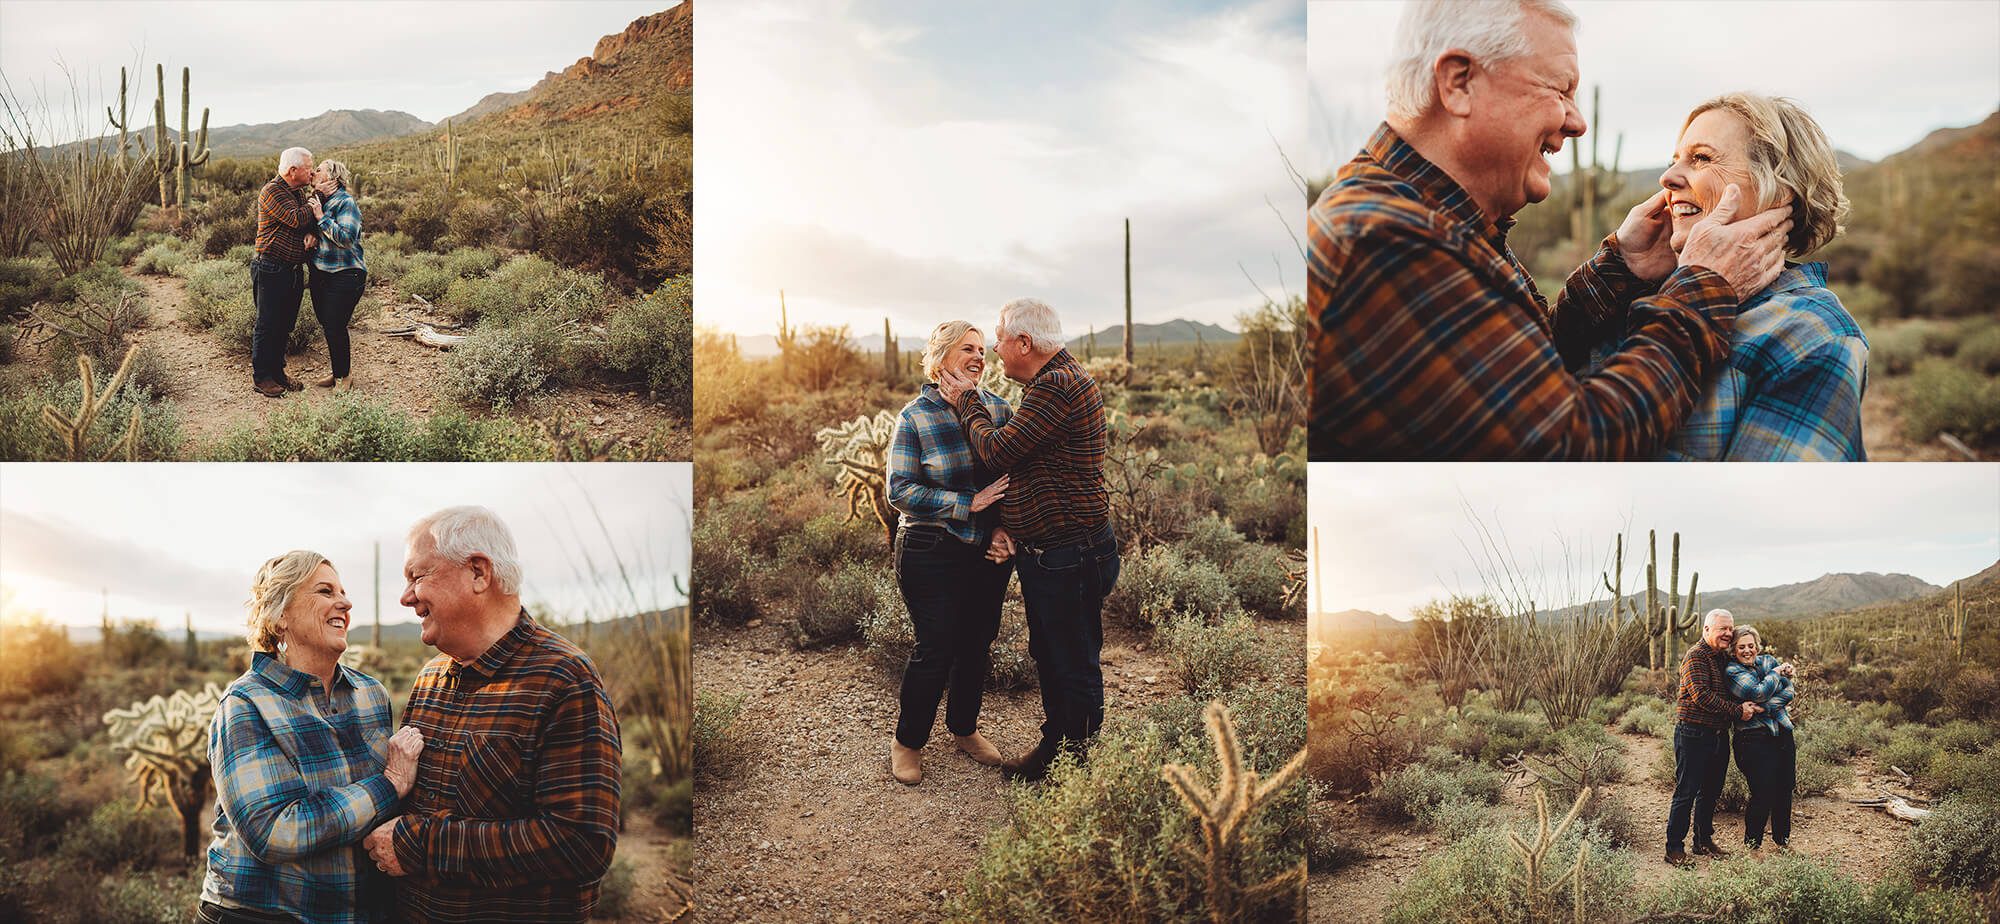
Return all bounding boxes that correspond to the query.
[816,410,898,543]
[1506,786,1593,924]
[40,347,143,461]
[978,360,1023,406]
[1161,702,1309,923]
[103,682,226,855]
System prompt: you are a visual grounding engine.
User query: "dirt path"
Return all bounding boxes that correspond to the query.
[694,617,1301,923]
[613,812,694,923]
[1308,726,1927,922]
[116,267,684,458]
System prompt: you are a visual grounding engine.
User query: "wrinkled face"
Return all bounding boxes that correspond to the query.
[283,160,314,187]
[400,532,482,653]
[939,328,985,382]
[1703,614,1735,652]
[1461,11,1585,218]
[1733,633,1759,665]
[1660,108,1759,253]
[283,562,352,660]
[992,328,1035,383]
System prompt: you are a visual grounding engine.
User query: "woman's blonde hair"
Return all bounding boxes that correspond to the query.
[921,320,982,382]
[317,158,353,192]
[1682,93,1849,257]
[247,551,330,653]
[1733,625,1762,651]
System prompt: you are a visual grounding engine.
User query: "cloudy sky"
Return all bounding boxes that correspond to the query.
[0,1,672,137]
[697,0,1307,339]
[0,463,690,634]
[1308,0,2000,177]
[1307,464,2000,620]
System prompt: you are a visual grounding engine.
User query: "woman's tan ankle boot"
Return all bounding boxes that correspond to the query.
[890,741,922,784]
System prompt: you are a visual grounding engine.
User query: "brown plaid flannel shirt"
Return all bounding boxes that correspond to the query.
[954,348,1110,546]
[255,174,316,264]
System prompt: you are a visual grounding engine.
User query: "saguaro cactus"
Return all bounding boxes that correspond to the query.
[1122,218,1134,375]
[816,410,899,544]
[1642,530,1700,669]
[1161,702,1309,923]
[882,317,896,380]
[1937,580,1967,660]
[1567,85,1622,246]
[103,682,226,856]
[173,66,211,211]
[435,118,459,189]
[105,65,139,168]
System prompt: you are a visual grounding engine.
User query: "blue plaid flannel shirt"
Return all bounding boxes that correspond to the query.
[1660,262,1866,460]
[1725,653,1795,736]
[888,383,1012,546]
[201,651,402,923]
[311,187,367,274]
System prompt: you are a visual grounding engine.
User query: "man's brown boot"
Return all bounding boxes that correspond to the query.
[955,732,1004,767]
[254,379,286,398]
[1693,841,1730,858]
[1665,850,1694,868]
[890,741,922,785]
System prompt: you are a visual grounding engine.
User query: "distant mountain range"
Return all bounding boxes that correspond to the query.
[727,318,1236,359]
[58,608,682,648]
[173,108,434,159]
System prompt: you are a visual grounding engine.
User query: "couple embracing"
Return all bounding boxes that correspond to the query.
[1311,0,1866,461]
[250,146,367,398]
[1668,608,1800,867]
[882,298,1120,786]
[198,506,619,924]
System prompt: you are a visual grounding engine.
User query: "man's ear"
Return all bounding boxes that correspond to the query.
[465,554,494,593]
[1435,51,1476,118]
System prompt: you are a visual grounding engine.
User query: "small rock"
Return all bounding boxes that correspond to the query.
[1142,675,1158,684]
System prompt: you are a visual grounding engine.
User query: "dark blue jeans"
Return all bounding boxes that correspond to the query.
[1014,522,1119,756]
[307,266,366,378]
[1735,727,1795,845]
[250,256,304,382]
[1667,723,1731,852]
[893,524,1013,749]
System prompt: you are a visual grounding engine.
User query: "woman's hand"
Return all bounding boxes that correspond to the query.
[986,526,1015,563]
[384,726,425,797]
[971,475,1008,513]
[1614,189,1677,283]
[308,195,324,220]
[303,233,317,250]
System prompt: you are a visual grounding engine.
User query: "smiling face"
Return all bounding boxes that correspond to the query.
[1702,612,1735,652]
[940,328,985,382]
[1460,10,1585,219]
[282,562,352,660]
[1733,632,1759,666]
[992,328,1035,383]
[1660,108,1758,253]
[400,532,481,653]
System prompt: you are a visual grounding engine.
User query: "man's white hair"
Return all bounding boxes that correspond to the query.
[409,505,523,595]
[996,298,1064,354]
[1385,0,1577,122]
[1703,608,1735,626]
[278,147,314,174]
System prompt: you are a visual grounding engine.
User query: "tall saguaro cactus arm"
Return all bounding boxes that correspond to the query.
[1161,702,1310,924]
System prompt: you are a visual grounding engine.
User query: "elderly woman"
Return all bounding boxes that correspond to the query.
[201,551,422,924]
[306,159,366,392]
[1724,625,1797,851]
[1656,94,1866,460]
[883,320,1015,785]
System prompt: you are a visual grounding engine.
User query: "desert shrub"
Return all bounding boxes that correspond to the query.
[131,242,186,275]
[692,689,748,778]
[1307,785,1369,870]
[1902,358,2000,445]
[1434,703,1562,763]
[103,618,171,668]
[790,561,896,648]
[1930,720,1995,756]
[26,275,149,365]
[1902,797,2000,889]
[399,261,455,303]
[0,771,88,862]
[774,512,879,572]
[604,277,693,410]
[950,688,1305,923]
[370,230,412,255]
[203,393,545,461]
[1180,512,1251,566]
[1158,610,1266,695]
[1224,543,1294,618]
[1706,746,1850,812]
[201,213,256,256]
[1103,543,1238,629]
[398,191,453,251]
[1376,748,1504,829]
[1840,664,1895,704]
[1643,851,1982,923]
[1889,660,1958,722]
[55,800,171,872]
[1869,320,1949,376]
[442,254,608,328]
[1877,727,1937,780]
[1941,666,2000,723]
[0,613,80,700]
[0,371,180,461]
[119,341,178,398]
[223,243,256,264]
[1958,320,2000,375]
[691,535,763,626]
[590,855,637,920]
[1927,743,2000,802]
[0,257,61,313]
[543,186,664,286]
[444,198,505,250]
[441,246,500,279]
[441,321,557,409]
[1219,473,1306,546]
[623,760,691,835]
[1384,820,1632,924]
[1616,698,1672,737]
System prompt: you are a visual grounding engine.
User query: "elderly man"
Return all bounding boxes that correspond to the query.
[251,147,320,398]
[1667,608,1765,867]
[362,506,621,923]
[938,298,1116,782]
[1308,0,1795,459]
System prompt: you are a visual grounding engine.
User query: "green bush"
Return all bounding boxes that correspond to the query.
[398,192,453,251]
[1954,318,2000,375]
[1902,358,2000,445]
[1643,850,1982,923]
[1902,797,2000,889]
[202,213,257,256]
[1104,543,1238,629]
[55,801,171,873]
[0,257,60,312]
[1384,820,1632,924]
[1158,610,1267,695]
[223,243,256,264]
[773,512,878,571]
[1225,543,1295,618]
[1927,743,2000,802]
[0,371,180,461]
[1375,747,1504,832]
[0,771,88,862]
[949,688,1305,923]
[204,393,545,461]
[1180,512,1251,566]
[441,246,500,279]
[693,689,749,778]
[604,277,693,411]
[131,243,186,275]
[400,262,455,303]
[444,199,505,251]
[1616,698,1672,737]
[791,560,897,648]
[441,321,558,410]
[589,855,636,920]
[1870,320,1951,376]
[690,516,764,625]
